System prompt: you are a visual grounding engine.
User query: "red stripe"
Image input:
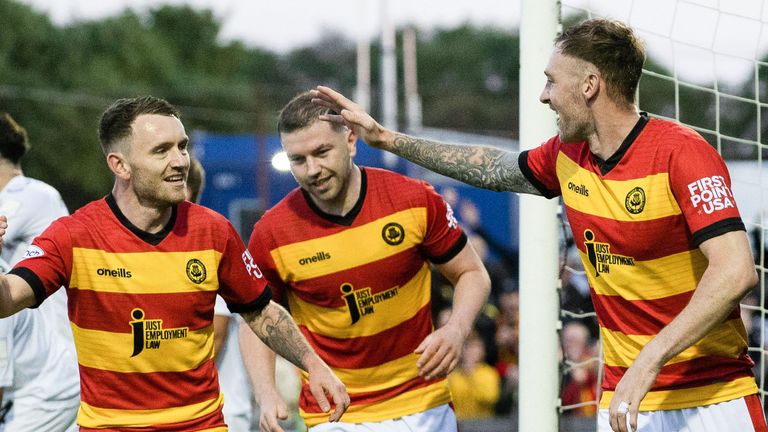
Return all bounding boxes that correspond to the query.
[594,291,691,334]
[299,373,444,413]
[602,354,754,390]
[745,393,768,432]
[594,291,741,335]
[290,250,427,308]
[79,359,220,410]
[78,405,225,432]
[568,210,692,262]
[303,303,433,369]
[68,289,216,332]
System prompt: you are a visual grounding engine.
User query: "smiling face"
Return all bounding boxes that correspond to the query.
[281,120,356,212]
[123,114,190,207]
[539,48,596,143]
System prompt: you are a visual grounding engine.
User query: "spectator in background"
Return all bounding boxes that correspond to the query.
[458,199,518,303]
[447,332,501,420]
[560,321,599,417]
[493,289,519,416]
[560,245,598,338]
[185,157,256,431]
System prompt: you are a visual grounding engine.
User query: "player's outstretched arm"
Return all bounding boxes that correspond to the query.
[310,85,541,195]
[241,301,350,422]
[0,215,36,317]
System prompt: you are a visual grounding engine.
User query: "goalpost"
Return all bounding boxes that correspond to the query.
[519,1,768,431]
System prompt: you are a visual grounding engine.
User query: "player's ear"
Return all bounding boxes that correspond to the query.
[583,71,600,101]
[346,127,357,157]
[107,152,130,180]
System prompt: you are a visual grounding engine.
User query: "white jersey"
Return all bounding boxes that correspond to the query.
[0,309,79,431]
[215,295,254,432]
[0,175,71,342]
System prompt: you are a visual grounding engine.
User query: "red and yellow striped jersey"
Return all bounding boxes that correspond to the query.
[11,196,271,431]
[248,167,466,426]
[521,114,757,411]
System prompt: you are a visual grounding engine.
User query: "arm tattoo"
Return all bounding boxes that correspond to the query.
[241,304,311,370]
[391,133,541,195]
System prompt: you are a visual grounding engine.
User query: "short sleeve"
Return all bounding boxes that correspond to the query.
[420,183,468,264]
[668,135,744,246]
[248,223,290,304]
[9,220,72,307]
[519,136,562,199]
[216,222,272,314]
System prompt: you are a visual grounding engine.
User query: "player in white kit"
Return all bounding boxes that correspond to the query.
[0,112,79,431]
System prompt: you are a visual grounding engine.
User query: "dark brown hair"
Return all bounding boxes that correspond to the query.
[0,113,30,164]
[98,96,180,152]
[278,91,344,134]
[556,19,645,105]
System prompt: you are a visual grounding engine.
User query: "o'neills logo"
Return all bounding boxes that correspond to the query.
[341,283,399,325]
[567,182,589,197]
[583,229,635,277]
[97,267,132,278]
[299,251,331,266]
[130,308,189,357]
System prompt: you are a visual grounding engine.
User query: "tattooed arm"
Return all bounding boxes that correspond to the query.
[311,85,542,195]
[240,301,349,429]
[389,133,541,194]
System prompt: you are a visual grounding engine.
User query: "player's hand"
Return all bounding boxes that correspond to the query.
[256,389,289,432]
[310,85,393,150]
[414,323,465,380]
[608,351,661,432]
[306,358,350,422]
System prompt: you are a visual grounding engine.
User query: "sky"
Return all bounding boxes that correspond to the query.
[17,0,768,86]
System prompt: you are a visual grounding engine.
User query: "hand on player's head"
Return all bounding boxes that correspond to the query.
[310,86,390,150]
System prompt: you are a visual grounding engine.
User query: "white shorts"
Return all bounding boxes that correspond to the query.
[308,404,457,432]
[598,394,767,432]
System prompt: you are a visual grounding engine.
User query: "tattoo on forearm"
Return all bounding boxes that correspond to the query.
[391,133,541,195]
[242,306,310,370]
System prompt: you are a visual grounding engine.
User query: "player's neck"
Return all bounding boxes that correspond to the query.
[111,185,174,234]
[313,165,362,216]
[0,161,22,193]
[588,104,640,161]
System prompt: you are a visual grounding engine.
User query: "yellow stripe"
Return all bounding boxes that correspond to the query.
[600,377,758,410]
[331,354,421,392]
[70,248,221,294]
[585,249,706,300]
[601,319,748,368]
[270,208,426,282]
[288,264,431,338]
[557,153,681,221]
[72,322,214,373]
[301,380,451,426]
[77,393,223,428]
